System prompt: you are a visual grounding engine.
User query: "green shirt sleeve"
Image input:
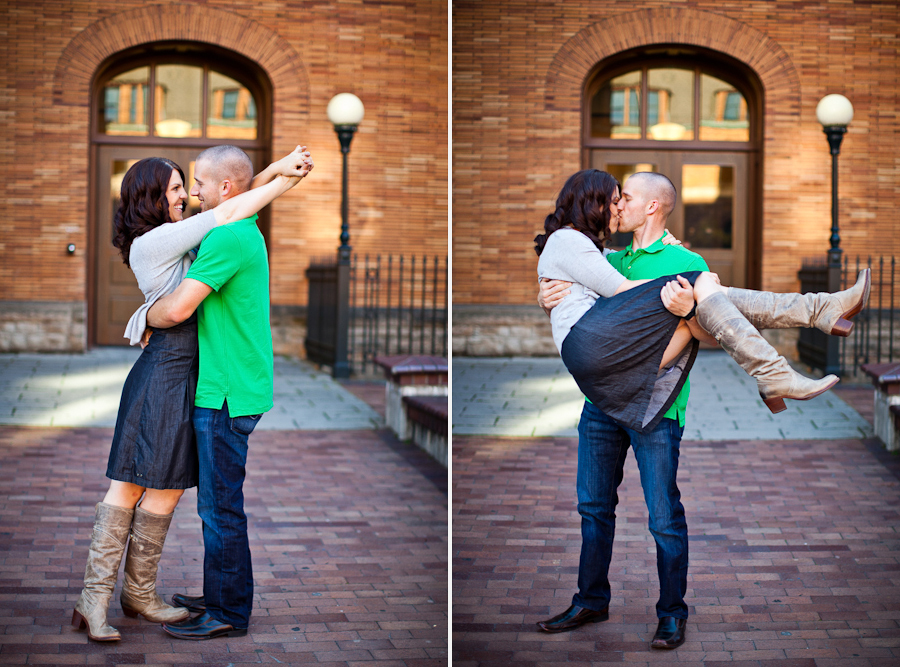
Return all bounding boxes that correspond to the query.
[186,227,242,292]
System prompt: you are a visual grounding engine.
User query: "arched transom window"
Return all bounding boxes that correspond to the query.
[583,50,761,289]
[587,64,751,144]
[99,62,260,140]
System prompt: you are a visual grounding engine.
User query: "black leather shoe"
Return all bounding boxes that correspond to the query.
[171,593,206,613]
[536,605,609,633]
[162,611,247,640]
[650,616,687,649]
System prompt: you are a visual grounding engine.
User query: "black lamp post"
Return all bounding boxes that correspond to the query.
[815,93,853,374]
[326,93,364,379]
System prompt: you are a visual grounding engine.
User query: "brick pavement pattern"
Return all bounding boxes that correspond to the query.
[453,432,900,666]
[0,426,447,665]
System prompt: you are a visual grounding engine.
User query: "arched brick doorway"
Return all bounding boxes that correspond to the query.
[583,45,763,288]
[90,43,272,345]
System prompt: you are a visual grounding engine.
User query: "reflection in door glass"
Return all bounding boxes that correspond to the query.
[605,163,657,248]
[101,68,150,136]
[647,69,694,140]
[208,72,258,140]
[591,71,641,139]
[110,160,140,239]
[155,65,203,137]
[683,164,733,249]
[700,75,749,141]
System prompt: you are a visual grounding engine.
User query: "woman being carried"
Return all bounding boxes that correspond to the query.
[72,146,313,642]
[535,169,869,432]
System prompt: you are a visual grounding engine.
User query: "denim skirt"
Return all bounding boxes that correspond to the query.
[560,271,703,434]
[106,314,199,489]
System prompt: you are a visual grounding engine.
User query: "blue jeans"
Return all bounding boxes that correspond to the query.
[572,400,689,620]
[193,401,262,628]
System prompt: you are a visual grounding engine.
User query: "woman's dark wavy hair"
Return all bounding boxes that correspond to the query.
[534,169,620,256]
[112,157,184,267]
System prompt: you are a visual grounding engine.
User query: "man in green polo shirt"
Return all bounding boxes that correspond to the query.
[145,145,312,640]
[536,172,712,650]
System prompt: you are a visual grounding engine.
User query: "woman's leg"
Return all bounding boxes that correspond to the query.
[73,500,135,641]
[695,290,838,412]
[103,480,146,509]
[658,273,725,369]
[119,487,188,622]
[138,489,184,515]
[724,268,870,336]
[660,321,693,369]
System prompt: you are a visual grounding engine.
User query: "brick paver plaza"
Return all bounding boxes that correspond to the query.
[0,351,447,665]
[453,353,900,666]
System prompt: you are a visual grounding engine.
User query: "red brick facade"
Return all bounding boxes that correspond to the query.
[453,1,900,309]
[1,0,447,350]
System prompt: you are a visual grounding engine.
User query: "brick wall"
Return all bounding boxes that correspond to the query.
[453,0,900,309]
[0,0,447,350]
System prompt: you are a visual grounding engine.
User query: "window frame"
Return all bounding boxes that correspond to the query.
[582,50,761,152]
[91,42,271,149]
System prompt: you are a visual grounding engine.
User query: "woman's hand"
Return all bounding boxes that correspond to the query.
[538,278,572,315]
[276,145,313,178]
[660,275,695,317]
[661,229,683,246]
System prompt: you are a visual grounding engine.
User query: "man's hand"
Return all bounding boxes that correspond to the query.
[139,328,152,349]
[660,275,695,317]
[538,278,572,316]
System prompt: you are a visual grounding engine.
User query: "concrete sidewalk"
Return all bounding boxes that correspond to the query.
[0,348,382,430]
[452,351,874,441]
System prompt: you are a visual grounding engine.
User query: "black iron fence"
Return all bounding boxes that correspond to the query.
[799,254,897,379]
[306,253,448,377]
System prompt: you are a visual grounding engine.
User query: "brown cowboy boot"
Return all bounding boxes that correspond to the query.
[72,502,134,641]
[119,506,189,623]
[696,292,839,413]
[726,268,870,337]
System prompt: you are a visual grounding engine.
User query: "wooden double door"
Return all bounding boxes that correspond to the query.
[590,149,751,288]
[93,145,265,345]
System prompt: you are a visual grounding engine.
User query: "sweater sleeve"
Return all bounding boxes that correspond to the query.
[542,229,626,298]
[130,210,218,286]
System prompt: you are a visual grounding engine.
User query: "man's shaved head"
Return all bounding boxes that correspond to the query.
[630,171,677,218]
[195,145,254,194]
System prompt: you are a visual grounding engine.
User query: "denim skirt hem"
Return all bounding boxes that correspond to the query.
[561,271,703,433]
[106,315,200,490]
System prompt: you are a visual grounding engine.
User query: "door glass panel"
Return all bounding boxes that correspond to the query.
[154,65,203,137]
[186,160,201,213]
[591,70,641,139]
[207,72,258,140]
[100,68,150,136]
[647,68,693,140]
[110,159,139,240]
[683,164,733,249]
[700,75,749,141]
[606,163,657,248]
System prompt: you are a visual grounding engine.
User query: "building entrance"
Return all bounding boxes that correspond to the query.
[93,146,265,345]
[90,45,271,346]
[590,149,749,287]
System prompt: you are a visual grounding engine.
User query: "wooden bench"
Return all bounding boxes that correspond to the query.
[402,395,448,467]
[860,362,900,451]
[374,355,448,466]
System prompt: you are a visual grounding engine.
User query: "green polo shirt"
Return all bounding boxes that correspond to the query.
[604,237,709,427]
[186,215,274,417]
